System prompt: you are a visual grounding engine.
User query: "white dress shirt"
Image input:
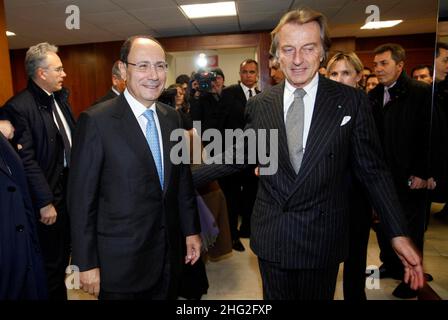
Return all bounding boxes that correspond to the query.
[283,72,319,151]
[124,89,164,173]
[240,82,257,101]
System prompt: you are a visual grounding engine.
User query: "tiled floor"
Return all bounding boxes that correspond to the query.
[68,203,448,300]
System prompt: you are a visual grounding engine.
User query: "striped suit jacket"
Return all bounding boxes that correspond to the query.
[193,75,408,269]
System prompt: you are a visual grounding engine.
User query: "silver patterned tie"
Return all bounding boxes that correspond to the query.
[286,88,306,174]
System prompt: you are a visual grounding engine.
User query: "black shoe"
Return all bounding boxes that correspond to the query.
[378,265,403,280]
[392,282,418,299]
[238,228,250,238]
[434,208,448,219]
[425,273,433,282]
[232,239,245,252]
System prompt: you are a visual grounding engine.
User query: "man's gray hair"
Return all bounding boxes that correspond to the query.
[25,42,58,79]
[111,60,122,79]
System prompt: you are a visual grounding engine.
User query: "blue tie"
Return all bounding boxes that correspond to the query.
[143,109,163,189]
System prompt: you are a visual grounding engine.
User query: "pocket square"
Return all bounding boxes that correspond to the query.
[340,116,351,126]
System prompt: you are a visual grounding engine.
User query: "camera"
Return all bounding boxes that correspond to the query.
[193,70,217,93]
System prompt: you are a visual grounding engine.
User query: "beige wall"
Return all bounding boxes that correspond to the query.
[166,47,257,87]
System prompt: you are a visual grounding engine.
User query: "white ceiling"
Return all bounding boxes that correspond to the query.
[5,0,439,49]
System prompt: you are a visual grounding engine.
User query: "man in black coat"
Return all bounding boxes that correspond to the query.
[1,42,75,300]
[193,8,425,300]
[0,120,47,300]
[368,43,432,298]
[219,59,261,250]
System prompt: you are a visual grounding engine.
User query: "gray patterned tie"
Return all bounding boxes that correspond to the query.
[286,88,306,174]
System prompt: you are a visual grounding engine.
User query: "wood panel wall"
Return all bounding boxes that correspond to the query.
[0,0,13,105]
[9,32,436,117]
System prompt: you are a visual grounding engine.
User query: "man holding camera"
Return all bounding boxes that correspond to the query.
[189,68,226,134]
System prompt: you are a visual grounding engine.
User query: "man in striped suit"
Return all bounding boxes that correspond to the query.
[193,7,424,300]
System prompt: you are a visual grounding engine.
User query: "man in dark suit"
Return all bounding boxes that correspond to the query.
[368,43,432,298]
[0,120,47,300]
[67,36,201,300]
[94,60,126,104]
[1,43,75,300]
[220,59,261,250]
[193,8,424,300]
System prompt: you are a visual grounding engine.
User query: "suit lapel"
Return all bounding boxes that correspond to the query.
[237,85,247,104]
[155,102,173,195]
[286,77,345,199]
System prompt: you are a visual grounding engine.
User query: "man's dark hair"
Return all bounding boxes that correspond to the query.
[119,35,164,63]
[240,59,258,69]
[363,66,372,72]
[373,43,406,64]
[411,64,433,77]
[176,74,190,85]
[436,42,448,58]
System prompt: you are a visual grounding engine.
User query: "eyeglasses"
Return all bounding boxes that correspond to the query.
[43,66,64,73]
[126,61,168,73]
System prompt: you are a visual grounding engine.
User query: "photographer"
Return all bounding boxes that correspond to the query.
[189,68,226,134]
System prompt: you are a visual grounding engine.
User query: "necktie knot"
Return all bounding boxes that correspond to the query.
[143,108,155,122]
[248,89,253,97]
[294,88,306,99]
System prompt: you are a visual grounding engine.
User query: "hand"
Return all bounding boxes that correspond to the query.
[408,176,427,189]
[427,177,437,190]
[185,234,202,265]
[254,167,260,177]
[80,268,100,297]
[391,236,425,290]
[0,120,14,139]
[39,203,57,225]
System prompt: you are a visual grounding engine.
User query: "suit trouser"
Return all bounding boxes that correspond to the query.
[219,173,243,240]
[239,167,258,235]
[343,186,372,300]
[37,168,71,300]
[99,247,174,300]
[375,189,427,276]
[258,258,339,300]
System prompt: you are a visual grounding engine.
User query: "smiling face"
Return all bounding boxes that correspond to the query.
[276,21,323,88]
[328,59,361,88]
[120,38,166,107]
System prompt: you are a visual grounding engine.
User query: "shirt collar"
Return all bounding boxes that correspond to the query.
[240,82,255,92]
[284,71,319,97]
[111,87,121,96]
[124,88,156,118]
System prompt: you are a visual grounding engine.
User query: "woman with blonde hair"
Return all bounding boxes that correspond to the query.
[326,51,363,88]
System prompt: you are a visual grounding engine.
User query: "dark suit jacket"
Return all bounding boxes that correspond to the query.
[94,88,119,105]
[67,95,200,293]
[193,75,408,269]
[220,84,260,130]
[368,72,431,197]
[1,80,76,209]
[0,134,47,299]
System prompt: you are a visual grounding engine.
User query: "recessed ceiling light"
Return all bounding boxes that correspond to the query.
[360,20,403,29]
[180,1,237,19]
[6,31,16,36]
